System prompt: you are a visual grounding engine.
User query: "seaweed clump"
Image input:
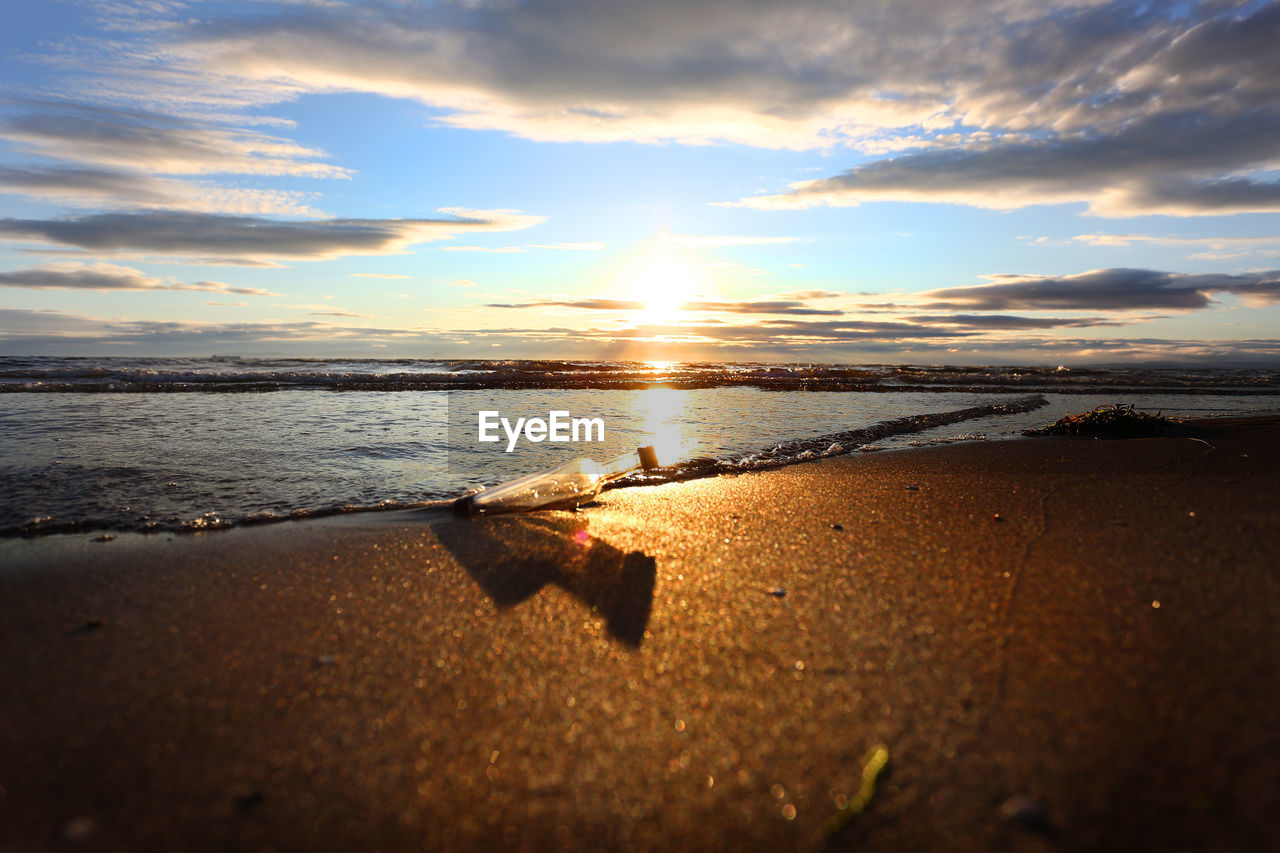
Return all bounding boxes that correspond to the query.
[1023,403,1182,437]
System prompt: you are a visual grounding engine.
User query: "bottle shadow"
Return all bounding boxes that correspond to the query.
[428,513,656,647]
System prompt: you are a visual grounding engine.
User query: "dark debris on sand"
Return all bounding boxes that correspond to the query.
[1023,403,1183,437]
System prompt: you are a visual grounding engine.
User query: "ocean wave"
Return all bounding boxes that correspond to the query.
[607,395,1048,489]
[2,395,1049,538]
[2,357,1276,393]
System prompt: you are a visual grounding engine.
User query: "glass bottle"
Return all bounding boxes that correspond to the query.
[455,446,660,515]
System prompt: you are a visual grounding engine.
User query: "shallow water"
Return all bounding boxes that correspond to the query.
[1,357,1276,536]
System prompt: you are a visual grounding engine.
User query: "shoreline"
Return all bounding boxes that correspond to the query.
[7,413,1277,543]
[2,422,1277,850]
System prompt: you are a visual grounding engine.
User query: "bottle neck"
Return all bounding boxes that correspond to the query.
[600,449,642,481]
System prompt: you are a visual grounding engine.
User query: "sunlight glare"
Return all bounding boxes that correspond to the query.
[635,387,694,466]
[616,248,713,326]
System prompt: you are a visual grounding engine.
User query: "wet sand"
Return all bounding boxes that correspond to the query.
[1,422,1277,851]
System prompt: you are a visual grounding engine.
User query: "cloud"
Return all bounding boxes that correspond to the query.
[22,1,1278,223]
[485,295,844,315]
[0,165,323,215]
[923,268,1280,311]
[157,0,968,148]
[1069,232,1280,250]
[47,0,1116,153]
[776,290,845,300]
[0,208,544,262]
[182,257,288,268]
[679,300,842,316]
[123,1,1265,157]
[0,310,426,352]
[486,298,646,311]
[691,2,1280,215]
[0,308,115,336]
[476,266,1272,324]
[1,100,349,178]
[5,307,1278,365]
[0,165,179,207]
[725,318,978,341]
[733,107,1280,216]
[0,262,274,295]
[904,314,1129,329]
[443,318,1280,365]
[0,100,338,216]
[1062,231,1280,261]
[476,317,976,344]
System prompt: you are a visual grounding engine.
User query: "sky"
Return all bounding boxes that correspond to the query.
[1,0,1279,365]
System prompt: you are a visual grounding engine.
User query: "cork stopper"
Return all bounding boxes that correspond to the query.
[637,445,660,470]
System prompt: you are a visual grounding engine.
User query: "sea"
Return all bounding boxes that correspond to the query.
[2,356,1277,537]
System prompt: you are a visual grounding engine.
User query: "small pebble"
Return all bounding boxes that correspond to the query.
[315,654,338,666]
[61,815,96,843]
[93,534,116,542]
[1000,794,1051,832]
[830,523,844,531]
[768,588,787,597]
[906,484,919,491]
[992,514,1003,522]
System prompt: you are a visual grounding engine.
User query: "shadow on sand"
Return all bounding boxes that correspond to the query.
[429,513,657,647]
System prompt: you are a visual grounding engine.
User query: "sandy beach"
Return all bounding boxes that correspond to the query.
[1,421,1277,851]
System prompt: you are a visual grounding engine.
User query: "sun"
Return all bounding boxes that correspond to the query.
[615,247,712,325]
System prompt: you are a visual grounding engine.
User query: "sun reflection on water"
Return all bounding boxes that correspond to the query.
[634,387,694,466]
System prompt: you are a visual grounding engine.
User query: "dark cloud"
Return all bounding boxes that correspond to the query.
[1130,176,1280,216]
[442,323,1280,365]
[742,107,1280,216]
[442,318,973,344]
[0,209,543,262]
[7,308,1279,365]
[923,268,1280,311]
[906,314,1129,329]
[0,100,348,178]
[16,1,1276,220]
[485,299,647,311]
[0,263,273,295]
[680,300,842,316]
[0,308,109,335]
[0,163,320,215]
[776,290,845,300]
[748,318,974,340]
[485,296,844,315]
[714,2,1280,215]
[0,165,176,205]
[110,0,1172,148]
[0,311,422,353]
